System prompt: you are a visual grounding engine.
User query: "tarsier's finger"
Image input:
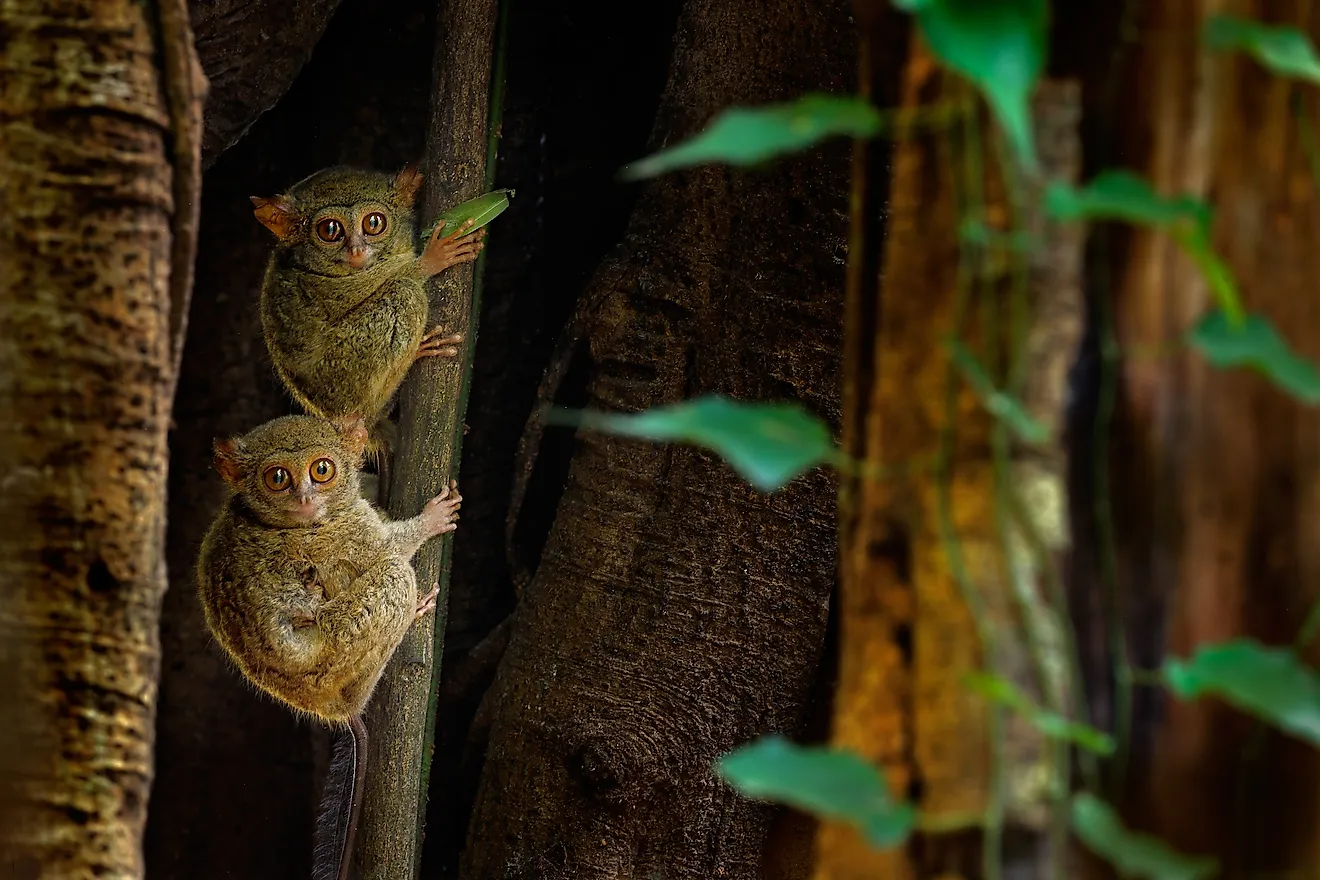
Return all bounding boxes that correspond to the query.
[416,347,460,359]
[427,219,447,247]
[440,218,477,243]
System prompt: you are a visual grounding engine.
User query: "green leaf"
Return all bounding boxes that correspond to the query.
[425,189,514,239]
[620,95,882,180]
[945,340,1050,444]
[718,736,915,848]
[965,673,1115,755]
[1044,171,1211,234]
[906,0,1048,169]
[1045,173,1245,321]
[547,395,835,492]
[1072,793,1219,880]
[1164,639,1320,745]
[1189,311,1320,404]
[1204,14,1320,86]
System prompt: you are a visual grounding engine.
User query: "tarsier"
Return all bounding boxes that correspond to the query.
[196,415,461,880]
[252,163,484,491]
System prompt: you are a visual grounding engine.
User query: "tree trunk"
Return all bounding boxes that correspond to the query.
[355,1,498,876]
[819,22,1086,871]
[0,0,202,876]
[421,1,683,873]
[1094,2,1320,873]
[460,0,853,876]
[189,0,344,167]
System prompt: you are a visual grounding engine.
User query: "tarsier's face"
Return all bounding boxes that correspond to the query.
[253,450,344,524]
[215,415,367,529]
[252,165,422,279]
[305,201,397,273]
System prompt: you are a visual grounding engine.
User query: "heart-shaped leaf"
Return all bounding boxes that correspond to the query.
[1189,310,1320,404]
[1072,793,1219,880]
[946,340,1049,444]
[965,673,1115,755]
[718,736,915,848]
[1164,639,1320,745]
[547,395,836,492]
[905,0,1048,170]
[620,94,882,180]
[1204,14,1320,85]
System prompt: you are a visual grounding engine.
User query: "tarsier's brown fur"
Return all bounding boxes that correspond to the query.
[196,414,460,723]
[252,164,484,473]
[196,414,462,880]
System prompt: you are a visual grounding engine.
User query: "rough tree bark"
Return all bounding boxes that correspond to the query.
[355,1,498,876]
[460,0,853,876]
[1094,3,1320,874]
[422,2,683,873]
[820,24,1086,873]
[0,0,203,877]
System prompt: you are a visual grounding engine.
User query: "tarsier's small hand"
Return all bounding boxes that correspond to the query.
[414,584,440,621]
[420,479,462,539]
[417,218,486,277]
[415,325,464,362]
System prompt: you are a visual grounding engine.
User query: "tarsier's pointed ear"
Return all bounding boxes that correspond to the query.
[334,414,369,457]
[392,162,423,206]
[213,438,245,486]
[250,195,302,240]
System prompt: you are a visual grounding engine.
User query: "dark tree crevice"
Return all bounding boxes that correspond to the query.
[460,0,853,876]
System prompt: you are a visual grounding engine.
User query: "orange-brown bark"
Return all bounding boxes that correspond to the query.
[821,36,1084,877]
[0,1,201,876]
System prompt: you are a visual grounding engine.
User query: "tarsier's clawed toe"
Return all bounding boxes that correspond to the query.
[414,584,441,620]
[422,480,462,535]
[416,327,465,361]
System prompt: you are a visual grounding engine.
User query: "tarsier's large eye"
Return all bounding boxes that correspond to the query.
[309,458,336,484]
[263,466,292,492]
[362,212,387,236]
[316,218,345,243]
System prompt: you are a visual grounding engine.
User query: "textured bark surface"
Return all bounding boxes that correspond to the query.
[145,2,436,877]
[460,0,853,876]
[422,2,681,873]
[355,1,498,877]
[0,0,197,875]
[190,0,344,167]
[1092,2,1320,873]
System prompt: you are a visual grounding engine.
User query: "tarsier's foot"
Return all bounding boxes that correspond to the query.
[414,584,440,621]
[415,326,465,361]
[420,479,462,538]
[417,218,487,277]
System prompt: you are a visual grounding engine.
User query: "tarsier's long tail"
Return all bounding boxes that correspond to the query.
[312,716,368,880]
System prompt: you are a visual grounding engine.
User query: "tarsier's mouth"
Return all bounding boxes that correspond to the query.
[344,249,375,270]
[290,500,320,521]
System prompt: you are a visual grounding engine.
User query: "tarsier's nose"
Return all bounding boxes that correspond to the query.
[346,245,371,269]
